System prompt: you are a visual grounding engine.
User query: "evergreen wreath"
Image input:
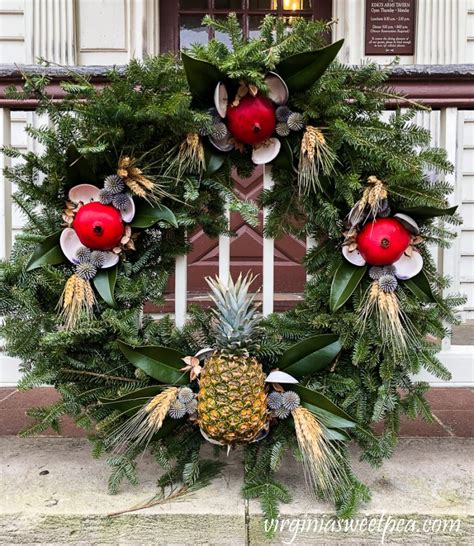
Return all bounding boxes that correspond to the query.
[0,15,464,533]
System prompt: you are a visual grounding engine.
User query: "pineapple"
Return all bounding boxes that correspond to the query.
[198,273,268,445]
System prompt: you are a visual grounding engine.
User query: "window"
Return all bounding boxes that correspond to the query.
[159,0,333,52]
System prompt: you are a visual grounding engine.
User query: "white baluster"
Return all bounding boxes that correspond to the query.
[440,107,461,350]
[174,253,187,328]
[0,108,12,260]
[262,166,274,316]
[218,203,230,285]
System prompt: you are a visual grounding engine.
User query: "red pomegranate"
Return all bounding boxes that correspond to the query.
[357,218,410,266]
[72,202,124,250]
[226,94,276,145]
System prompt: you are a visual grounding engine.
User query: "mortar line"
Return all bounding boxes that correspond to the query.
[432,412,456,437]
[0,389,17,403]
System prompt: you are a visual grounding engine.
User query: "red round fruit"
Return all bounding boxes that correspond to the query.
[356,218,410,266]
[72,202,124,251]
[226,94,276,145]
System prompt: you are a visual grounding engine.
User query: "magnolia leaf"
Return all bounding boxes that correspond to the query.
[271,138,294,171]
[117,341,188,385]
[278,334,341,378]
[26,231,65,271]
[403,270,436,303]
[100,386,163,415]
[275,40,344,93]
[303,402,356,429]
[204,144,226,175]
[181,53,224,107]
[93,266,118,307]
[330,261,367,311]
[398,205,458,220]
[288,384,355,424]
[131,202,178,229]
[325,428,351,441]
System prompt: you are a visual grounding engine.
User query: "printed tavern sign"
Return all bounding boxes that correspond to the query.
[365,0,416,55]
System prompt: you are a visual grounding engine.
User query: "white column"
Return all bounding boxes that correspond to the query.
[262,166,274,316]
[25,0,76,65]
[415,0,466,64]
[0,108,12,260]
[439,107,461,349]
[174,253,187,329]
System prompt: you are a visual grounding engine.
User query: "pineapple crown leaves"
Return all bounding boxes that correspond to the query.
[205,272,261,354]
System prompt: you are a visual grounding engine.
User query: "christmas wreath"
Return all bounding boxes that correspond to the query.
[0,15,463,531]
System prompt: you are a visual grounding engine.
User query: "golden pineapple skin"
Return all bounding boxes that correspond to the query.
[198,351,267,445]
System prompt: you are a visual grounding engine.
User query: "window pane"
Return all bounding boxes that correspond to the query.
[214,0,242,8]
[180,0,208,8]
[249,0,276,9]
[249,15,264,38]
[180,15,208,48]
[281,0,311,9]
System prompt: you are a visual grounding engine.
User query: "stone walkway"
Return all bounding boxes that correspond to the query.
[1,437,473,544]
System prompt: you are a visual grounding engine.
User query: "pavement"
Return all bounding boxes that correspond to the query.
[1,437,473,545]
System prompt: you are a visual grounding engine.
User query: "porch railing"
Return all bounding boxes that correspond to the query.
[0,64,473,386]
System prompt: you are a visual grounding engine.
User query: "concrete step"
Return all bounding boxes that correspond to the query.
[1,437,473,545]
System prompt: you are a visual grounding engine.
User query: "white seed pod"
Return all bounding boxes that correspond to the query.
[90,250,106,268]
[268,391,284,410]
[210,121,229,140]
[168,399,186,419]
[287,112,304,131]
[274,406,291,419]
[378,274,398,293]
[178,387,194,404]
[104,175,125,194]
[276,105,291,122]
[185,398,198,415]
[75,262,97,281]
[281,391,300,411]
[112,193,130,211]
[99,188,114,205]
[276,122,290,137]
[76,246,92,264]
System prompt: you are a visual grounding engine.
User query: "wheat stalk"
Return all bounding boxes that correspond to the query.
[58,274,95,330]
[292,407,350,501]
[358,280,417,356]
[298,126,337,194]
[358,175,388,218]
[107,387,179,454]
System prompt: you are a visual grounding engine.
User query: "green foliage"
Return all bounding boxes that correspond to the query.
[0,14,464,529]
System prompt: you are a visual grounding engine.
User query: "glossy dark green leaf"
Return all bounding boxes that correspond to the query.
[403,270,436,303]
[278,334,341,378]
[329,261,367,311]
[325,428,351,441]
[275,39,344,93]
[26,231,65,271]
[398,205,458,220]
[181,53,224,107]
[100,386,163,415]
[204,145,226,175]
[117,341,188,385]
[288,384,355,424]
[303,402,355,429]
[131,202,178,229]
[271,138,294,171]
[93,266,118,307]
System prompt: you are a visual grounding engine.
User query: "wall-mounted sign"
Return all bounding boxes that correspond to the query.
[365,1,416,55]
